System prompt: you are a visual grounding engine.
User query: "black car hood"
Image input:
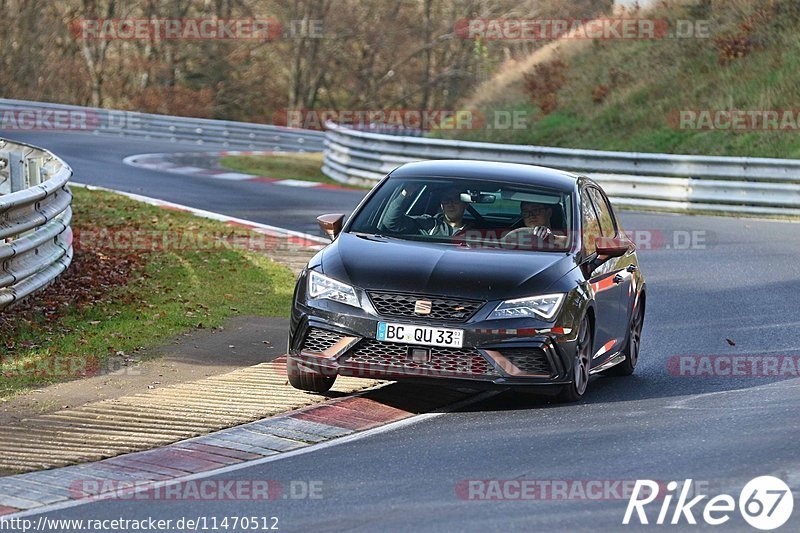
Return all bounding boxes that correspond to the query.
[319,233,577,301]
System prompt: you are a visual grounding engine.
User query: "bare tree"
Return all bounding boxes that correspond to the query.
[78,0,117,107]
[0,0,618,121]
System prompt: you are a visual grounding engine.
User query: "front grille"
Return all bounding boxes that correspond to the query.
[500,348,552,376]
[342,339,498,377]
[301,328,344,354]
[368,291,484,322]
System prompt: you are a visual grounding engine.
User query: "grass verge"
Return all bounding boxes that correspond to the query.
[0,187,296,399]
[449,0,800,158]
[219,152,371,189]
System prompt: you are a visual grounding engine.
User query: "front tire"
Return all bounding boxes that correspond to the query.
[287,356,336,393]
[555,316,592,403]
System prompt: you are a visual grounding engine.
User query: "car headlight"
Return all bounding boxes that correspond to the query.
[307,271,359,308]
[489,293,565,321]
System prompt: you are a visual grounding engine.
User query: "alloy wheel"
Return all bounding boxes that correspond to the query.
[574,318,591,395]
[628,305,644,369]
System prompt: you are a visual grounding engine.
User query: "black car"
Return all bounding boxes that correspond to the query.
[287,160,646,402]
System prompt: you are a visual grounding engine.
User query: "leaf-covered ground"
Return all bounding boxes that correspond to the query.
[0,187,296,399]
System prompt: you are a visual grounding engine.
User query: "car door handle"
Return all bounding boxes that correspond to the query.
[627,264,638,273]
[613,274,624,284]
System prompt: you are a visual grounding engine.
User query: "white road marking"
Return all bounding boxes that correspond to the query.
[273,179,320,187]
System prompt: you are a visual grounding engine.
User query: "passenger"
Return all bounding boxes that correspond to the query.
[502,201,569,249]
[383,184,472,237]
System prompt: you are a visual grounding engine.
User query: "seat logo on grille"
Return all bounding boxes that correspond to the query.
[414,300,432,315]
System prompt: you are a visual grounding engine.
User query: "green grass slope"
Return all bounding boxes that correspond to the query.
[450,0,800,158]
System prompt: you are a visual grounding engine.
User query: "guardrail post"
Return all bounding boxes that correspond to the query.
[7,151,25,192]
[26,157,43,187]
[0,154,9,195]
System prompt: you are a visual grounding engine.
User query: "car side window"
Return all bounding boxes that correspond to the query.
[581,189,601,256]
[588,187,616,238]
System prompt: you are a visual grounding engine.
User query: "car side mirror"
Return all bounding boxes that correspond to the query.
[317,214,345,241]
[595,235,633,258]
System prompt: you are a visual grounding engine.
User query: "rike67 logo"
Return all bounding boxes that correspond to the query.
[624,476,794,530]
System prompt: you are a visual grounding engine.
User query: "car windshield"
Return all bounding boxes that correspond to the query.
[348,177,573,252]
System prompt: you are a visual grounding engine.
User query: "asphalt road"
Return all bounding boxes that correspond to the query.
[0,130,362,236]
[3,131,799,531]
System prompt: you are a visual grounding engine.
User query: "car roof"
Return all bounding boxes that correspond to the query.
[389,160,580,192]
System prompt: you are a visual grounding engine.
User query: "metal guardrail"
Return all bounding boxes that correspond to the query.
[322,122,800,217]
[0,138,73,311]
[0,98,325,152]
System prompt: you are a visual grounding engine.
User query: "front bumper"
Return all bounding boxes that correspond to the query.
[288,297,580,387]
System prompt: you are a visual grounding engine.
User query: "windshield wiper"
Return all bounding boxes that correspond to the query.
[351,232,393,241]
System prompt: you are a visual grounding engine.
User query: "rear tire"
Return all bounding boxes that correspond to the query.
[287,356,336,393]
[602,300,644,377]
[555,316,592,403]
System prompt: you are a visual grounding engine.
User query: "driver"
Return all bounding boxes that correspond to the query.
[383,184,472,237]
[502,201,569,249]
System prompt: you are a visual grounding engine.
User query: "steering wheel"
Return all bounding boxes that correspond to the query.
[500,227,551,249]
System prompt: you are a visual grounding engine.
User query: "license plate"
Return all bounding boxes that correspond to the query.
[376,322,463,348]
